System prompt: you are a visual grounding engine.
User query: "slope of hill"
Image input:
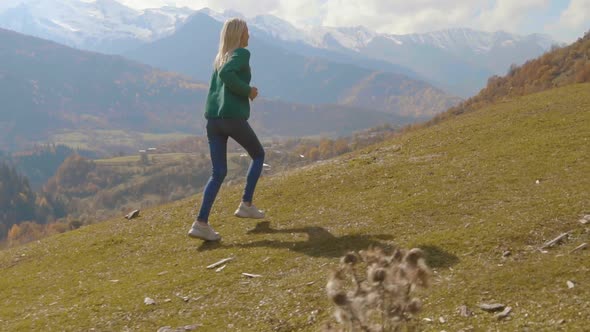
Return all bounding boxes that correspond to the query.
[0,28,400,152]
[431,31,590,124]
[1,83,588,331]
[124,13,461,116]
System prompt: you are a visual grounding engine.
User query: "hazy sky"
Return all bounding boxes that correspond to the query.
[115,0,588,42]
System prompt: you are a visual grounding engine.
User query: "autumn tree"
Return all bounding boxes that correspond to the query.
[0,162,36,238]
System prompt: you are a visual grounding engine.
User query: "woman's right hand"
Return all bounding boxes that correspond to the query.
[249,87,259,101]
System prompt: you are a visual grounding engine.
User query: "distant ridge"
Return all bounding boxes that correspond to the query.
[433,31,590,122]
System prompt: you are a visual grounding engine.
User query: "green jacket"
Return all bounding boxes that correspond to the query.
[205,48,252,119]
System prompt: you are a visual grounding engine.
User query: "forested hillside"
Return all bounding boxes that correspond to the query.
[0,162,66,243]
[436,31,590,121]
[7,144,96,188]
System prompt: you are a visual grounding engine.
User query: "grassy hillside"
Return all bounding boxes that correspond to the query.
[1,84,589,331]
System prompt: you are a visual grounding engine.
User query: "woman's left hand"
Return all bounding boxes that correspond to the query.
[249,87,259,101]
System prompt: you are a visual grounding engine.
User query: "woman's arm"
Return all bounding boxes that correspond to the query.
[218,48,252,97]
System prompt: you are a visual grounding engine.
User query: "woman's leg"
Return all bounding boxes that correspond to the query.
[197,123,228,223]
[229,120,265,203]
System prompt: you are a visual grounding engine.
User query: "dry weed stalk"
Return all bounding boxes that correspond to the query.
[324,247,431,332]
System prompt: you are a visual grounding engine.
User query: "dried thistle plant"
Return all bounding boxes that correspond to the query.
[324,247,432,332]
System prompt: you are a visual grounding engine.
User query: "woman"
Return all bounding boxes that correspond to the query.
[188,18,265,241]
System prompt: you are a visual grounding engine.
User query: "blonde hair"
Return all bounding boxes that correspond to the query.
[214,18,248,70]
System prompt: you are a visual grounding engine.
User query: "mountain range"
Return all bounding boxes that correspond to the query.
[0,2,462,116]
[122,12,460,115]
[0,1,559,97]
[0,28,411,152]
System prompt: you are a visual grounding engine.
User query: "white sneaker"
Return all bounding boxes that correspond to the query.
[188,222,221,241]
[234,202,265,219]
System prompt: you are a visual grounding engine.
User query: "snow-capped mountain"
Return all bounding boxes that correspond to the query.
[0,0,192,53]
[391,28,554,55]
[258,22,554,63]
[250,14,306,42]
[0,2,555,60]
[242,21,557,96]
[212,13,378,51]
[246,15,555,60]
[195,7,242,23]
[235,12,556,96]
[304,25,378,51]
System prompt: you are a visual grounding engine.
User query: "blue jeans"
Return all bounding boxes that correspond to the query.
[197,118,265,223]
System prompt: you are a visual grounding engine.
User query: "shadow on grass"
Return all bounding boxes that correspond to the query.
[197,221,395,258]
[417,245,460,269]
